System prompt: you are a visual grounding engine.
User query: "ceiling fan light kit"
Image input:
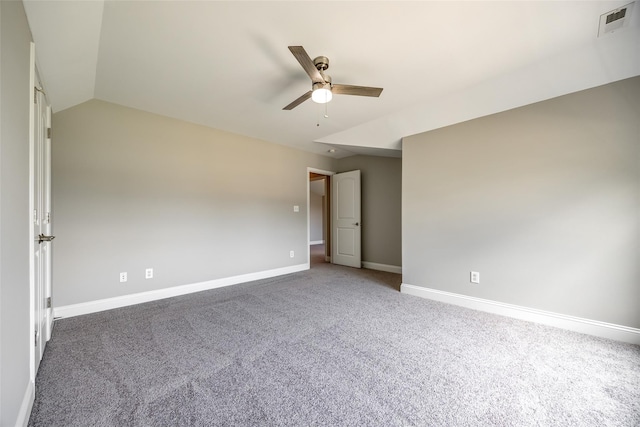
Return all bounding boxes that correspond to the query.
[283,46,383,110]
[311,83,332,104]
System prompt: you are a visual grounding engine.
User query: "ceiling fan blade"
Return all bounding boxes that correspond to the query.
[332,84,383,97]
[288,46,324,84]
[283,91,312,110]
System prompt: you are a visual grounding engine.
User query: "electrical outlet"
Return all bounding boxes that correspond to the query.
[119,272,127,283]
[145,268,153,279]
[293,205,299,212]
[290,250,295,258]
[470,271,480,284]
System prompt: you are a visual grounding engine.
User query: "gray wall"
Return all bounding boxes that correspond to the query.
[52,100,334,307]
[309,191,323,243]
[0,1,33,424]
[403,76,640,328]
[337,155,402,267]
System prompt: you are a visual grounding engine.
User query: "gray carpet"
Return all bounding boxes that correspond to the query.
[29,246,640,426]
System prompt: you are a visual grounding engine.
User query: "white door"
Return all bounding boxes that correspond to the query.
[332,170,361,268]
[30,51,54,380]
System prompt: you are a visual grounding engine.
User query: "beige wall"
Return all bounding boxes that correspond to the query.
[337,155,402,268]
[403,76,640,328]
[1,1,33,424]
[52,100,334,306]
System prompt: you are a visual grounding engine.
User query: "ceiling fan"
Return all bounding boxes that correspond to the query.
[283,46,383,110]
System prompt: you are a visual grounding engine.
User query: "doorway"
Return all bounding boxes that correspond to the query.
[308,168,333,266]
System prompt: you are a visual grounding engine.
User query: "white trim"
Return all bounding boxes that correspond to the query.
[362,262,402,274]
[307,168,335,176]
[16,381,35,427]
[55,264,309,319]
[28,41,37,384]
[47,315,54,342]
[309,240,324,245]
[401,283,640,345]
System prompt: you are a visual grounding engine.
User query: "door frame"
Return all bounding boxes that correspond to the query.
[29,42,37,383]
[307,167,335,266]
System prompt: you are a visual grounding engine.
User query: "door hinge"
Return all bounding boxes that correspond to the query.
[34,330,38,346]
[47,128,52,139]
[46,297,52,309]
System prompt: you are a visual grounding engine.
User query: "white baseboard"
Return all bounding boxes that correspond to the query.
[363,262,402,274]
[309,240,324,245]
[401,283,640,345]
[55,264,309,319]
[16,381,34,427]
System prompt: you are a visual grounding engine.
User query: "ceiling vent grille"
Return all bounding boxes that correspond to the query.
[598,2,635,37]
[606,8,626,24]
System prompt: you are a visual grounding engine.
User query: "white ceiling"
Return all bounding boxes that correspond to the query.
[23,1,640,159]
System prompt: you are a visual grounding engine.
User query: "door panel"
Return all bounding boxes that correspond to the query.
[332,170,361,268]
[337,178,356,218]
[336,228,355,256]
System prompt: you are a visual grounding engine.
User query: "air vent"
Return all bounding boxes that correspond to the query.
[598,2,635,37]
[606,8,626,24]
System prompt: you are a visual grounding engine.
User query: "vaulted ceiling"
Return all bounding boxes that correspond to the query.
[23,1,640,158]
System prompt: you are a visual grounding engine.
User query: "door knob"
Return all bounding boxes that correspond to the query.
[38,234,55,244]
[354,222,359,226]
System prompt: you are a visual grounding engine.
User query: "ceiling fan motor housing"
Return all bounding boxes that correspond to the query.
[313,56,329,71]
[314,74,332,89]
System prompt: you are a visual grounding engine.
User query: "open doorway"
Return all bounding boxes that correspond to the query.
[308,168,334,267]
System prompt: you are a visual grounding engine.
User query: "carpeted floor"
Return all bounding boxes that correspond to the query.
[29,246,640,426]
